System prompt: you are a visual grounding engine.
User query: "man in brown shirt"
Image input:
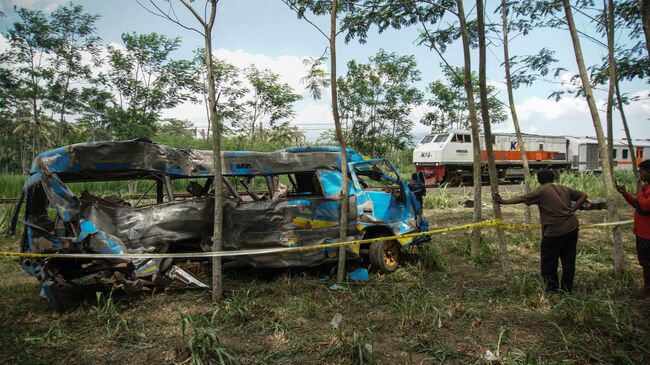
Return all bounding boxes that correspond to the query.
[493,169,588,293]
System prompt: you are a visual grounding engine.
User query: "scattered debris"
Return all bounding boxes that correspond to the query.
[484,349,498,362]
[167,265,209,289]
[329,283,346,291]
[347,268,369,282]
[330,313,343,330]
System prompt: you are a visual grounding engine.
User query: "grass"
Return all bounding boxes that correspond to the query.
[0,180,648,364]
[0,175,25,199]
[91,288,130,336]
[0,207,12,236]
[180,310,240,365]
[538,170,637,198]
[423,183,472,209]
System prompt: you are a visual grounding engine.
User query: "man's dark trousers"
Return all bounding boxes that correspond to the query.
[540,229,578,292]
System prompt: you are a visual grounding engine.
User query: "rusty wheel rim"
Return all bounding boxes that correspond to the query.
[383,241,399,269]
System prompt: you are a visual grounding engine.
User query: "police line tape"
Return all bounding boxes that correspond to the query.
[0,219,633,260]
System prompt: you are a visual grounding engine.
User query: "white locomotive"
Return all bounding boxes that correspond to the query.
[413,129,650,185]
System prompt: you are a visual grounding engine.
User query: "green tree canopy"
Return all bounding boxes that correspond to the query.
[421,66,507,132]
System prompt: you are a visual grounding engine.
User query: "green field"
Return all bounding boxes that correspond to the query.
[0,183,647,364]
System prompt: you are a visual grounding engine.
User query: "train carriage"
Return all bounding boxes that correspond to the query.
[413,129,650,186]
[566,136,650,172]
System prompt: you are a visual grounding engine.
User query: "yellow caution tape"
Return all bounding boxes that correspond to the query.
[0,219,633,260]
[494,219,634,231]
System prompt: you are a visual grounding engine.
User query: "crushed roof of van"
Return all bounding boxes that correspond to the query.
[30,139,367,181]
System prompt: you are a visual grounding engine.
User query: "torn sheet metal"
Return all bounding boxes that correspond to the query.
[79,194,214,251]
[222,194,359,268]
[167,265,209,288]
[29,140,369,181]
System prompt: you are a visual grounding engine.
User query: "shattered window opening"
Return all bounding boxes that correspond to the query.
[353,160,405,205]
[226,172,324,202]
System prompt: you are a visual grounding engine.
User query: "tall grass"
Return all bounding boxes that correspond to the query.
[423,184,471,209]
[0,175,25,198]
[0,207,12,236]
[534,171,636,198]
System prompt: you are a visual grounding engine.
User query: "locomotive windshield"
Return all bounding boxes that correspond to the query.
[420,135,435,144]
[433,134,449,143]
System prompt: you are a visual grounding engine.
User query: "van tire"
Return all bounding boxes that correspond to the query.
[369,239,400,273]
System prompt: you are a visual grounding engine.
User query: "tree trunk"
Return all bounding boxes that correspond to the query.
[331,0,349,283]
[456,0,482,257]
[197,0,224,302]
[615,81,638,180]
[562,0,624,277]
[59,75,71,144]
[502,0,532,224]
[32,88,39,159]
[20,137,27,174]
[204,86,211,146]
[639,0,650,58]
[605,0,615,176]
[478,0,512,281]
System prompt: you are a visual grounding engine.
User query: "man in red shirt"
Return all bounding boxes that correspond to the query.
[617,159,650,297]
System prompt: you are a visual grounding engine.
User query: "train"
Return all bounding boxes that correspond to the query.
[413,129,650,186]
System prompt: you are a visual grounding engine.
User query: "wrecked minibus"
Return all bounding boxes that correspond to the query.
[11,139,429,309]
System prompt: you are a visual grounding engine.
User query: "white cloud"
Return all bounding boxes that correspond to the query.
[293,103,333,141]
[0,34,8,52]
[6,0,67,12]
[213,48,322,97]
[559,71,581,93]
[409,103,434,141]
[487,79,507,92]
[505,92,650,139]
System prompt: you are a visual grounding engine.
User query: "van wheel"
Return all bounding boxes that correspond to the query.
[369,239,400,273]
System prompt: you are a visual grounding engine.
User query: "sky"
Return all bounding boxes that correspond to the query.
[1,0,648,144]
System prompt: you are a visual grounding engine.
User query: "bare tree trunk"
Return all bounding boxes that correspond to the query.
[331,0,349,283]
[615,81,638,180]
[456,0,482,257]
[605,0,615,176]
[205,10,224,302]
[478,0,511,282]
[204,86,211,147]
[32,92,39,159]
[58,74,71,144]
[20,131,28,174]
[177,0,223,301]
[502,0,532,224]
[563,0,624,277]
[639,0,650,57]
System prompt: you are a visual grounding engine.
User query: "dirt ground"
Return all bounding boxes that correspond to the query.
[0,203,648,365]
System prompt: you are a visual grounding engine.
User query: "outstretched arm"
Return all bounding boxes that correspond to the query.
[492,193,525,205]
